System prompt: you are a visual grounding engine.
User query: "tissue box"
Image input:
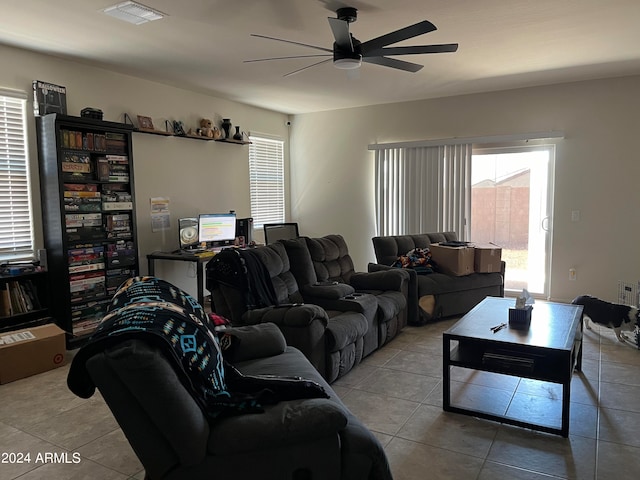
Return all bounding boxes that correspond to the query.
[509,305,533,330]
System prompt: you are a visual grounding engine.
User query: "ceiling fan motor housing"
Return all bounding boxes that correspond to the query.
[334,36,362,68]
[336,7,357,23]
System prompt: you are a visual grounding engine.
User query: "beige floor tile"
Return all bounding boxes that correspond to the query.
[450,367,520,393]
[76,428,143,476]
[21,400,119,451]
[447,380,514,417]
[478,461,566,479]
[13,457,129,480]
[332,363,377,387]
[385,436,484,480]
[361,344,401,366]
[599,381,640,413]
[488,426,596,479]
[598,407,640,448]
[0,422,60,479]
[354,367,440,402]
[341,389,420,435]
[384,349,443,377]
[600,342,640,366]
[596,440,640,480]
[601,360,640,386]
[397,404,499,458]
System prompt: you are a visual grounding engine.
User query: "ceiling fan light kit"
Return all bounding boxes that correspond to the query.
[247,6,458,76]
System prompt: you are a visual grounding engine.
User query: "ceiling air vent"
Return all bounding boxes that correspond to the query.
[102,1,166,25]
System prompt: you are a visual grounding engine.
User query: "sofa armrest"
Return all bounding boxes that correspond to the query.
[350,269,409,292]
[209,398,347,454]
[368,263,419,326]
[221,323,286,363]
[301,282,355,300]
[241,305,330,378]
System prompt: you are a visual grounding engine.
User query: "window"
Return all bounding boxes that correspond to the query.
[248,134,285,228]
[0,89,33,261]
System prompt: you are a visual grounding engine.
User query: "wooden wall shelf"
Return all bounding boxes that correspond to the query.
[123,113,251,144]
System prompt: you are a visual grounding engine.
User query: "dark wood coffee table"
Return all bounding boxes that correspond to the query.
[442,296,583,437]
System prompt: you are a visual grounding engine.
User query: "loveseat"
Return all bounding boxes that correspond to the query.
[371,232,505,325]
[68,277,391,480]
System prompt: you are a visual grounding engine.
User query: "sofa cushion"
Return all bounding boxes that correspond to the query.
[324,312,369,353]
[305,234,356,283]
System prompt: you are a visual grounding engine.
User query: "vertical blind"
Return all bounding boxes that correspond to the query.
[248,135,285,228]
[375,144,471,238]
[0,90,33,260]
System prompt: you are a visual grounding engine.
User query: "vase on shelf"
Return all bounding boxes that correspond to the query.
[233,126,243,141]
[221,118,232,139]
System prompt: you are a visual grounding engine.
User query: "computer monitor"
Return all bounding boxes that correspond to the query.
[263,222,299,244]
[198,213,236,247]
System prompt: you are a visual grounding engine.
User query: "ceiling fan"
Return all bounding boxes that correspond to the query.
[246,6,458,77]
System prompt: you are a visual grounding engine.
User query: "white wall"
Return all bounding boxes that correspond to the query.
[5,41,640,304]
[1,44,289,298]
[289,76,640,303]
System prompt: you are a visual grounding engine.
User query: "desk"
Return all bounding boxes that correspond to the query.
[147,250,217,307]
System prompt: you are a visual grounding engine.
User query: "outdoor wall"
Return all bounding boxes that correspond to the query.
[289,75,640,303]
[0,43,289,299]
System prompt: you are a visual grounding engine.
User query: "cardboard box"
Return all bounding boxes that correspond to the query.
[473,244,503,273]
[429,243,475,276]
[0,324,66,384]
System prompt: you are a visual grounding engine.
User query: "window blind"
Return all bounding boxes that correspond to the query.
[248,135,285,228]
[375,144,471,238]
[0,90,33,260]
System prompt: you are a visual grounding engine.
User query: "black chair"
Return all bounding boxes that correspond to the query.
[263,222,299,244]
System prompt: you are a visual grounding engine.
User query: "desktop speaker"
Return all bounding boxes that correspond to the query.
[236,217,253,245]
[178,217,199,249]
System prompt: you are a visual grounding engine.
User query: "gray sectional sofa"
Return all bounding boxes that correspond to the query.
[371,232,505,325]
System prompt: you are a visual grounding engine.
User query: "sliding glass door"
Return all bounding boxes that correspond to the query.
[471,146,554,297]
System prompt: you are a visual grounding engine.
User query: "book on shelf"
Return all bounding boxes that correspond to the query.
[0,280,41,316]
[103,202,133,211]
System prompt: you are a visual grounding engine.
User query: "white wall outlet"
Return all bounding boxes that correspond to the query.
[571,210,580,222]
[569,268,577,281]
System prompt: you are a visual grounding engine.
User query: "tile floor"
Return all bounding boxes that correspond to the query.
[1,316,640,479]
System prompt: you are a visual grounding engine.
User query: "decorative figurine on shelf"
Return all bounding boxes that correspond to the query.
[221,118,232,139]
[199,118,221,139]
[233,126,243,141]
[173,120,186,136]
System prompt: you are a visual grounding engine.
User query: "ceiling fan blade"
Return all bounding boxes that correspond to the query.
[327,17,353,51]
[360,20,437,54]
[244,54,332,63]
[362,56,423,73]
[251,34,333,53]
[283,58,333,77]
[364,43,459,57]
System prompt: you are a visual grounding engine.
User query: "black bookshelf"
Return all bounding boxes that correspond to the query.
[36,114,139,348]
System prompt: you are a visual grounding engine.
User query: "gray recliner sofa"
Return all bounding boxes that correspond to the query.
[78,322,392,480]
[371,232,505,325]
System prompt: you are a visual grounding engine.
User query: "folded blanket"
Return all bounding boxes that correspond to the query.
[68,276,327,419]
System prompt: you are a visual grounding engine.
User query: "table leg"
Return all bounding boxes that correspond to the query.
[196,262,204,308]
[561,369,571,437]
[443,336,451,410]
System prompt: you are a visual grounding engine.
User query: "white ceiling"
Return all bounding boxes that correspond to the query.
[3,0,640,114]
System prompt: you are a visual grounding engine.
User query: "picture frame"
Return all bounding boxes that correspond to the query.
[137,115,154,130]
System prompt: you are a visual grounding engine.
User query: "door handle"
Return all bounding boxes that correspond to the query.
[541,216,550,232]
